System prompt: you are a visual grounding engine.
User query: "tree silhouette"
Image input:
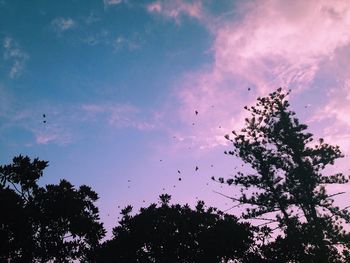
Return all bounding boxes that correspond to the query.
[0,155,106,262]
[97,194,258,263]
[221,88,350,262]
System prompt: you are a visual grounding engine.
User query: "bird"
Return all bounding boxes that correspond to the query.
[195,166,199,171]
[43,114,46,118]
[248,87,251,91]
[43,120,46,124]
[195,110,198,115]
[177,170,181,174]
[178,178,182,181]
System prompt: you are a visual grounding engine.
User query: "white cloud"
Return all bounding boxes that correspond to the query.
[113,36,141,51]
[103,0,123,6]
[51,17,76,34]
[2,37,29,79]
[147,0,203,22]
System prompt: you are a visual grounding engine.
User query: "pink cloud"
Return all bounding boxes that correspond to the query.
[168,0,350,151]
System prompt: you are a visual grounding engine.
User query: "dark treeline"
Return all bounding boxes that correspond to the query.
[2,88,350,262]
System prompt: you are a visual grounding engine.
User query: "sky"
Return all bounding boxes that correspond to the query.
[2,0,350,236]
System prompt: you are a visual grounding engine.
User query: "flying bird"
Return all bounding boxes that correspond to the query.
[195,166,199,171]
[178,178,182,181]
[177,170,181,174]
[195,110,198,115]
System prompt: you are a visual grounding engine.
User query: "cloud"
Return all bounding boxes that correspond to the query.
[81,103,155,131]
[167,0,350,151]
[113,36,141,51]
[147,0,203,22]
[2,37,29,79]
[103,0,123,6]
[51,17,76,34]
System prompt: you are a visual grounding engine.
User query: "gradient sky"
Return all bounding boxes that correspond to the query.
[2,0,350,236]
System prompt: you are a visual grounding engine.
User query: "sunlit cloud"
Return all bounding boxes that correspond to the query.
[169,0,350,151]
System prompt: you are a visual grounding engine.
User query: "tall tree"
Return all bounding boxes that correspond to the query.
[221,88,350,262]
[97,194,258,263]
[0,155,106,262]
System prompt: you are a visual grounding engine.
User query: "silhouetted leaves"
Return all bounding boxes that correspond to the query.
[96,194,255,263]
[225,88,350,262]
[0,156,105,262]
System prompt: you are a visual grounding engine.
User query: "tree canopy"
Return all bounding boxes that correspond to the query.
[97,194,257,263]
[0,155,105,262]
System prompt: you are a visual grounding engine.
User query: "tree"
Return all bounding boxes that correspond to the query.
[0,155,106,262]
[220,88,350,262]
[97,194,257,263]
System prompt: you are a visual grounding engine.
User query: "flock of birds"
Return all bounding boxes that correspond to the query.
[41,87,317,221]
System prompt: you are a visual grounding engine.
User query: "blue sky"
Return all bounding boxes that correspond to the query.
[2,0,350,235]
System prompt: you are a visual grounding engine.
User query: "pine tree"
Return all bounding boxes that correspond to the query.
[221,88,350,262]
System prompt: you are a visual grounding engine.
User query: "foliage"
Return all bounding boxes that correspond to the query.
[0,155,106,262]
[97,194,257,263]
[221,88,350,262]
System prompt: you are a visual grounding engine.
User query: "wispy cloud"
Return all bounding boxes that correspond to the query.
[51,17,76,34]
[103,0,123,7]
[81,103,155,131]
[113,36,141,51]
[147,0,203,22]
[2,37,29,79]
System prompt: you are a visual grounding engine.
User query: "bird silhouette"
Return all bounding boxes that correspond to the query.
[195,110,198,115]
[43,114,46,118]
[177,170,181,174]
[195,166,199,171]
[178,178,182,181]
